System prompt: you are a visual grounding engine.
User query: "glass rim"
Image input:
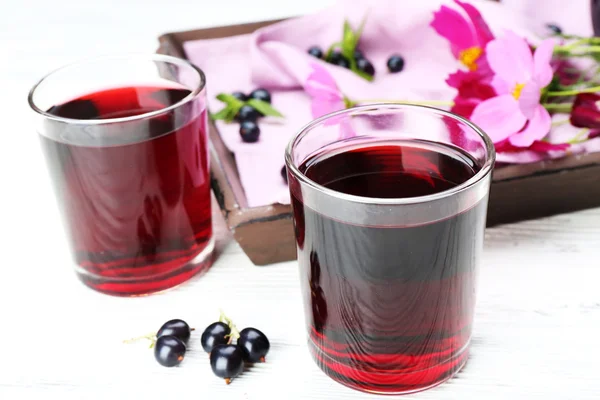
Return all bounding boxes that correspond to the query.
[284,102,496,206]
[27,53,206,125]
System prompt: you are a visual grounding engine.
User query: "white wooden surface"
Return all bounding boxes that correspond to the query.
[2,1,600,399]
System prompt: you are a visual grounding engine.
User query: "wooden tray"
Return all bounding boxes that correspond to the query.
[157,19,600,266]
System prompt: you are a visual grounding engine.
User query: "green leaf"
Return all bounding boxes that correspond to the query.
[247,99,284,118]
[216,93,244,108]
[325,41,342,61]
[210,93,246,122]
[339,17,371,81]
[355,15,367,43]
[210,106,240,123]
[230,102,244,116]
[347,52,374,82]
[342,17,367,59]
[341,20,356,60]
[354,68,374,82]
[210,107,231,121]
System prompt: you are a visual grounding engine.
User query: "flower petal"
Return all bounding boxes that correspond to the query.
[471,95,527,143]
[311,99,345,119]
[518,81,541,119]
[491,75,511,95]
[447,70,496,99]
[533,39,555,87]
[496,150,546,164]
[508,105,551,147]
[446,69,471,89]
[431,5,477,56]
[570,93,600,129]
[474,52,493,79]
[304,63,344,101]
[455,0,495,45]
[451,98,479,119]
[529,141,570,152]
[486,31,533,85]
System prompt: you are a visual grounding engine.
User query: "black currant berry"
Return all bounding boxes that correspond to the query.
[356,57,375,76]
[237,327,270,363]
[387,55,405,73]
[154,335,186,367]
[308,46,324,59]
[235,104,261,122]
[201,322,231,353]
[209,344,245,384]
[250,88,271,104]
[329,52,350,69]
[156,319,192,345]
[546,23,562,35]
[239,121,260,143]
[281,165,288,184]
[232,91,248,102]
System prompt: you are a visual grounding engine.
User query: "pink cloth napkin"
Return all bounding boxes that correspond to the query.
[184,0,594,208]
[501,0,592,37]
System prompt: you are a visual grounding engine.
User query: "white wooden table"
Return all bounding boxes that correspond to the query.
[2,1,600,399]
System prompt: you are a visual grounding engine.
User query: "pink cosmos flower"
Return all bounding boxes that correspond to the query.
[431,0,494,75]
[303,63,355,139]
[471,32,555,147]
[446,70,496,118]
[304,63,348,119]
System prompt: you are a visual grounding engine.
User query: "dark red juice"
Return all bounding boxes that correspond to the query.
[41,86,212,295]
[292,142,486,393]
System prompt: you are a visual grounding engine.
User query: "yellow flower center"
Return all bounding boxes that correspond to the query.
[512,83,526,100]
[459,46,483,71]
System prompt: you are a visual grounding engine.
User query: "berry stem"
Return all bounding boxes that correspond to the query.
[123,332,155,344]
[123,332,157,348]
[219,309,241,344]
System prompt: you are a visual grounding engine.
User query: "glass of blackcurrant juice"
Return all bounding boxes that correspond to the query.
[285,103,495,394]
[28,54,214,296]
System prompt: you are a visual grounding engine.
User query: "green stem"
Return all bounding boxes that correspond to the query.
[356,99,454,107]
[543,103,573,112]
[555,37,600,52]
[570,48,600,55]
[563,38,591,50]
[555,43,600,54]
[567,128,591,144]
[546,85,600,97]
[551,119,571,127]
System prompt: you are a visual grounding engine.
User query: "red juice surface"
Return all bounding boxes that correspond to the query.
[41,86,212,295]
[292,141,485,393]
